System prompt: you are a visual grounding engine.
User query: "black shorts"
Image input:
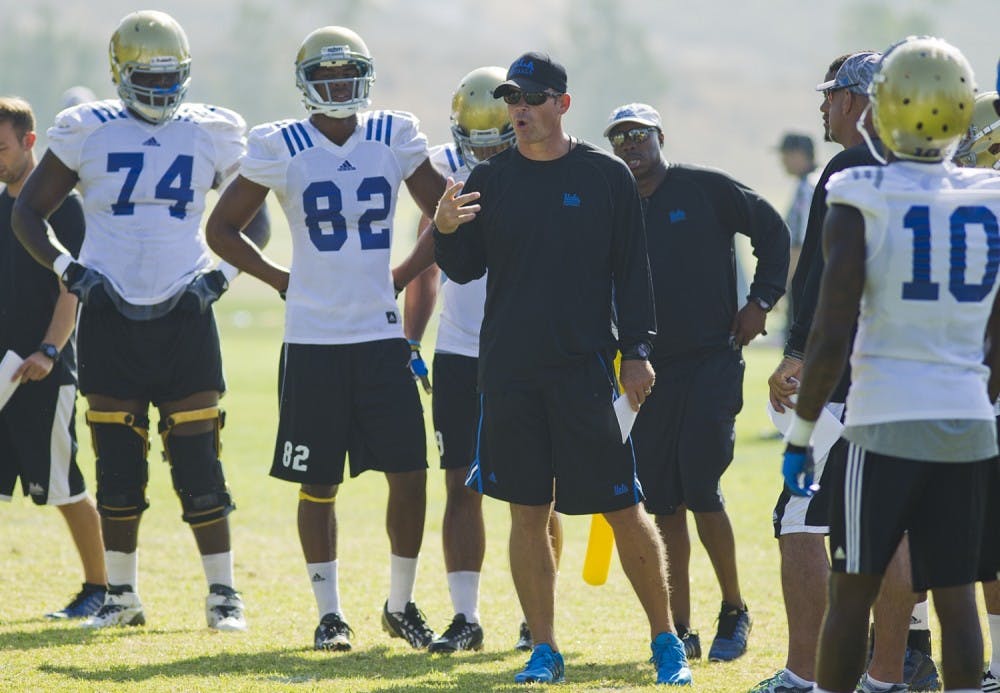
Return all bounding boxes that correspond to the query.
[0,378,84,505]
[979,417,1000,582]
[77,301,225,404]
[632,348,744,514]
[270,340,427,485]
[432,353,479,470]
[468,352,642,515]
[771,430,844,538]
[829,441,991,591]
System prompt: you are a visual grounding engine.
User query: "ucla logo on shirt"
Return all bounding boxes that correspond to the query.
[669,209,687,223]
[563,193,581,208]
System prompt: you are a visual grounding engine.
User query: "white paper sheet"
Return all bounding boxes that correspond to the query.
[614,395,638,443]
[766,394,844,462]
[0,351,25,412]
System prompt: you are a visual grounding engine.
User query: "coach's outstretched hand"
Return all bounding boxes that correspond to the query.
[183,269,229,313]
[61,261,108,306]
[408,340,432,393]
[782,444,819,497]
[433,177,480,234]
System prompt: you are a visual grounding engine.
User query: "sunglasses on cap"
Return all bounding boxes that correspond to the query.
[502,90,562,106]
[608,126,658,147]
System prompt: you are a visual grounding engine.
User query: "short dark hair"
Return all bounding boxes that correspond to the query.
[0,97,35,140]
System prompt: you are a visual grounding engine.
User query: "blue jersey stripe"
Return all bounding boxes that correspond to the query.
[366,116,374,140]
[444,147,459,173]
[384,114,393,146]
[279,127,296,157]
[90,107,108,123]
[374,114,383,142]
[294,122,313,147]
[286,124,304,152]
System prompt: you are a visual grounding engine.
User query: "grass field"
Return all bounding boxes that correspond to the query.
[0,221,983,691]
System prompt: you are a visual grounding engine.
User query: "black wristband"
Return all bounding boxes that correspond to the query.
[620,341,652,361]
[38,342,60,361]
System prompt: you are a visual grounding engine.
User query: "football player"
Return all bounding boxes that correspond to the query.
[392,66,562,654]
[954,89,1000,693]
[205,26,446,652]
[12,10,269,631]
[782,36,1000,693]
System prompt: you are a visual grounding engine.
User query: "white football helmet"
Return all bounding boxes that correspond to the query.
[109,11,191,124]
[870,36,976,162]
[450,66,515,167]
[955,91,1000,169]
[295,26,374,119]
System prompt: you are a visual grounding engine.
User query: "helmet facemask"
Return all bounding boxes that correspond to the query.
[955,92,1000,169]
[296,46,374,119]
[451,124,516,167]
[117,59,190,124]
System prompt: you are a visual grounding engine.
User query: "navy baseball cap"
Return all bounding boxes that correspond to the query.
[493,52,568,97]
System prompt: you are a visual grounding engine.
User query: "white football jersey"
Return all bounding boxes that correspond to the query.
[241,110,429,344]
[47,100,245,304]
[826,161,1000,425]
[429,143,486,358]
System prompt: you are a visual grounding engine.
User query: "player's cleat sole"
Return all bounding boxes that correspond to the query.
[514,621,532,652]
[381,601,436,649]
[314,612,353,651]
[82,589,145,629]
[428,614,484,653]
[650,632,693,686]
[983,669,1000,693]
[514,643,565,684]
[46,583,107,619]
[205,583,247,632]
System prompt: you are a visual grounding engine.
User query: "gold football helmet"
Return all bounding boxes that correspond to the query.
[109,10,191,124]
[870,36,976,162]
[955,91,1000,169]
[451,66,516,168]
[295,26,374,119]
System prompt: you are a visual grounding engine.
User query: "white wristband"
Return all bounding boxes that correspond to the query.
[218,261,240,284]
[784,413,816,447]
[52,253,73,277]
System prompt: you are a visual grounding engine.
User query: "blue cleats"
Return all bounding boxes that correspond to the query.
[46,583,107,619]
[708,601,752,661]
[650,631,693,686]
[514,643,565,684]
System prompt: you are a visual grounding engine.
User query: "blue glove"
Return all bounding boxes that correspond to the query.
[782,443,819,497]
[182,269,229,313]
[408,340,432,393]
[61,261,108,306]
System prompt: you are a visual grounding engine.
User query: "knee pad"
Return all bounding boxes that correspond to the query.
[86,410,150,520]
[159,407,234,527]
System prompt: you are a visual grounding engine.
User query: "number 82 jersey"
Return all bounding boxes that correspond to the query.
[240,110,429,345]
[827,161,1000,425]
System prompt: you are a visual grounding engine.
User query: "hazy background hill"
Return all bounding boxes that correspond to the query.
[3,0,998,209]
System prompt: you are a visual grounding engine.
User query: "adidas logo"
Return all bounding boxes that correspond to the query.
[311,573,325,583]
[833,546,846,560]
[28,482,44,495]
[142,137,161,147]
[337,160,356,171]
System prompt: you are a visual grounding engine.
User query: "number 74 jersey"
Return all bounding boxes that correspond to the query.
[240,110,429,345]
[47,100,245,304]
[826,161,1000,426]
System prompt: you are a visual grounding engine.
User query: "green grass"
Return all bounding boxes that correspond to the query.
[0,233,978,690]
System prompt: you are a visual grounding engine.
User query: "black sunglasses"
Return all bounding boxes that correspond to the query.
[502,90,562,106]
[608,127,658,147]
[823,83,858,99]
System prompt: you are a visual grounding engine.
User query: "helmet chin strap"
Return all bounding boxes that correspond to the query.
[857,103,887,165]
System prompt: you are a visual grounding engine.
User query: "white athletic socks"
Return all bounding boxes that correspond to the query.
[989,612,1000,674]
[446,571,481,624]
[781,669,812,689]
[105,550,138,592]
[910,599,930,630]
[307,560,341,619]
[859,674,898,691]
[387,554,418,613]
[201,551,234,589]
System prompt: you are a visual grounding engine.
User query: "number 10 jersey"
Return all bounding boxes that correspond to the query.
[827,161,1000,426]
[240,110,429,345]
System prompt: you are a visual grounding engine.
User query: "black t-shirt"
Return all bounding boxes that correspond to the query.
[785,142,882,402]
[644,164,789,362]
[0,188,85,384]
[435,140,655,392]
